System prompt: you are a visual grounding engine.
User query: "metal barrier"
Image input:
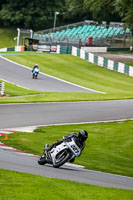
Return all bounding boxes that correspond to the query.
[0,82,4,96]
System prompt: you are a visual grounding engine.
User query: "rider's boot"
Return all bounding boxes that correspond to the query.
[69,158,75,163]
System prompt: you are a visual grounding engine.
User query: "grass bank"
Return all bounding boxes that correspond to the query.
[0,80,43,97]
[108,51,133,54]
[1,120,133,177]
[0,169,132,200]
[0,28,17,48]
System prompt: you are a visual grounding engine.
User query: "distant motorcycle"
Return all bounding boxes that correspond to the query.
[38,138,81,168]
[32,68,40,79]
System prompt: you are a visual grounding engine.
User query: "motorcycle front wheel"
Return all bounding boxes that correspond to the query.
[53,150,71,168]
[38,154,47,165]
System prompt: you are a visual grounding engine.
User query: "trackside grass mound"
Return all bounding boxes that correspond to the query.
[0,79,105,103]
[0,80,43,97]
[0,169,132,200]
[2,53,133,102]
[1,120,133,177]
[0,28,17,48]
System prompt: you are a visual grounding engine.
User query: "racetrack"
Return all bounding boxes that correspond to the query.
[0,56,133,190]
[1,100,133,129]
[0,149,133,190]
[96,53,133,63]
[0,56,100,93]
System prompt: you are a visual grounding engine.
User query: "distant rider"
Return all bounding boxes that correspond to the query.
[44,130,88,163]
[32,64,40,77]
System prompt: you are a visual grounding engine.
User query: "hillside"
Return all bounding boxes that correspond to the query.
[0,28,17,48]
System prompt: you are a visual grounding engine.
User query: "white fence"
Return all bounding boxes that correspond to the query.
[0,82,4,96]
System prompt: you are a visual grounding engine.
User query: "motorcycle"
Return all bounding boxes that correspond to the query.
[32,68,39,79]
[38,138,81,168]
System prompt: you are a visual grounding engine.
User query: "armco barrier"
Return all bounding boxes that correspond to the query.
[0,46,24,52]
[71,46,133,77]
[81,47,131,52]
[60,46,72,54]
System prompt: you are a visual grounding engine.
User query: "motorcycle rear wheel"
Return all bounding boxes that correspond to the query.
[53,150,71,168]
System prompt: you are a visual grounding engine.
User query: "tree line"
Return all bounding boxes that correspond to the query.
[0,0,132,31]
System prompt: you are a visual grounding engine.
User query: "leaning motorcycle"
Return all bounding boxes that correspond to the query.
[32,68,39,79]
[38,138,81,168]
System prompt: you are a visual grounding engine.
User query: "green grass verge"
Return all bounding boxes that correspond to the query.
[0,169,132,200]
[108,51,133,54]
[0,28,17,48]
[0,79,106,103]
[0,52,133,103]
[0,80,43,97]
[1,120,133,177]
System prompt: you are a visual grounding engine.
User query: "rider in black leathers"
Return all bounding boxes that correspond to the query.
[44,130,88,163]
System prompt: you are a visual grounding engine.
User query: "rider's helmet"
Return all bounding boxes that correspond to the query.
[35,64,38,68]
[78,130,88,142]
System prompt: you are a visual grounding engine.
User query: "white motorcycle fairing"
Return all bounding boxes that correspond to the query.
[50,138,81,166]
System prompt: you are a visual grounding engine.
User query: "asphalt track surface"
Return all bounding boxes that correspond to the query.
[0,149,133,190]
[0,56,133,190]
[1,100,133,129]
[0,56,100,93]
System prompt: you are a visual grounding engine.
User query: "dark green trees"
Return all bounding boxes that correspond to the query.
[0,0,132,30]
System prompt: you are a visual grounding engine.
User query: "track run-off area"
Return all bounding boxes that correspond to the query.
[0,55,133,190]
